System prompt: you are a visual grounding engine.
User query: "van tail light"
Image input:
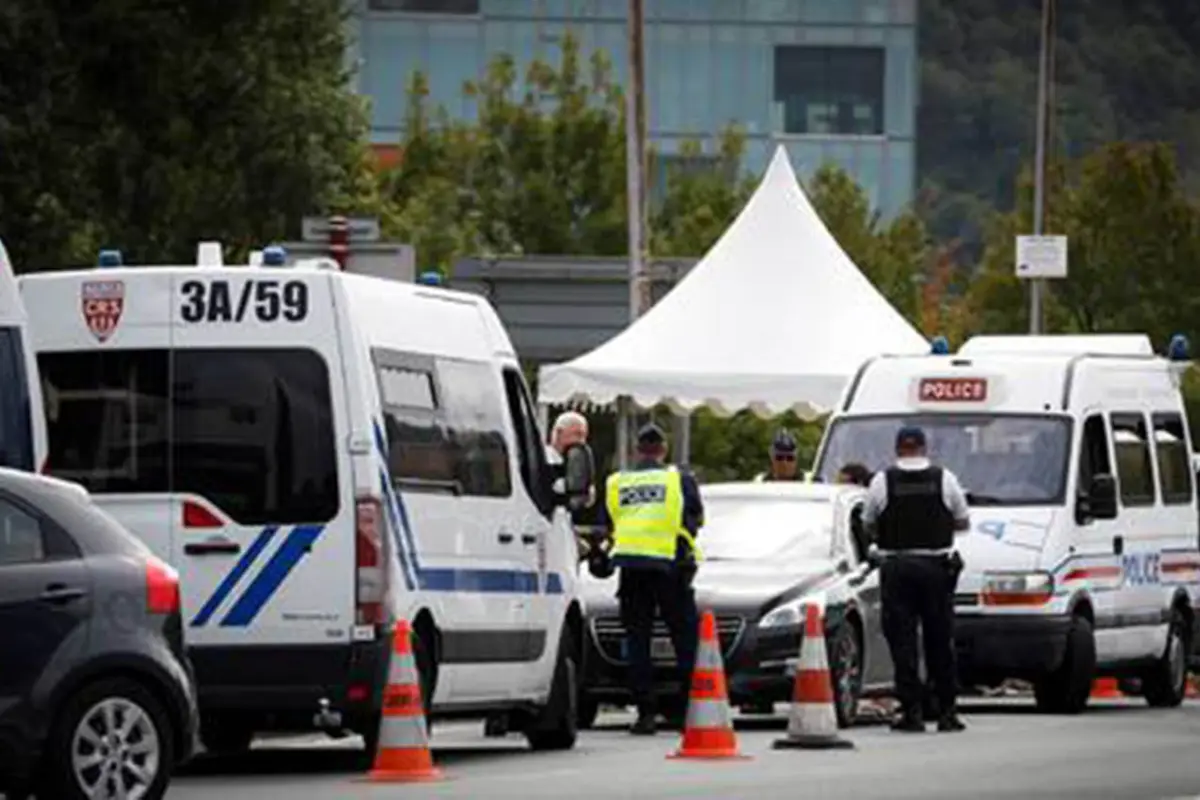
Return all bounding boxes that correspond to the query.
[355,497,388,626]
[146,556,181,615]
[182,500,224,529]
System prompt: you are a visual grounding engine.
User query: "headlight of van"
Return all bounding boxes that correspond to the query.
[981,571,1054,606]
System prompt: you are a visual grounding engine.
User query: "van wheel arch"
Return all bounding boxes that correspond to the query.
[1069,595,1095,627]
[564,602,584,668]
[412,610,440,708]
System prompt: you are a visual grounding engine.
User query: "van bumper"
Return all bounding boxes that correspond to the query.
[188,637,391,733]
[955,613,1072,682]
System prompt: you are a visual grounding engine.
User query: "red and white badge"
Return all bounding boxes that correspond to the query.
[918,377,988,402]
[81,280,125,342]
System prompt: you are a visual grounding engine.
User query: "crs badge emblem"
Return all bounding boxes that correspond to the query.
[81,280,125,342]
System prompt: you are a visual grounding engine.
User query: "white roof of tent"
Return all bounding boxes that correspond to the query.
[537,146,929,418]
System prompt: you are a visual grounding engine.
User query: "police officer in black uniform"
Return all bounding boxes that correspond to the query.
[862,426,969,733]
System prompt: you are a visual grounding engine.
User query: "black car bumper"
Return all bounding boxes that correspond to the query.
[954,613,1072,683]
[189,636,391,733]
[583,614,802,707]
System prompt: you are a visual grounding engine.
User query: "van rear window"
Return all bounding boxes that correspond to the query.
[0,327,35,471]
[39,348,338,525]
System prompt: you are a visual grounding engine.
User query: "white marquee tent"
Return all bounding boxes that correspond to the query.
[537,145,929,420]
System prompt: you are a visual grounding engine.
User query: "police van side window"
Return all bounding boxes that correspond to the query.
[501,367,554,516]
[1110,413,1156,506]
[172,349,339,525]
[373,351,511,497]
[38,350,170,493]
[1151,413,1193,505]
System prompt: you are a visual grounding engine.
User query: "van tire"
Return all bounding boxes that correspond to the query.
[1034,615,1096,714]
[1142,608,1189,708]
[525,628,578,751]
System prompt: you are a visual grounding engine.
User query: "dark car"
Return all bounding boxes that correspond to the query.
[0,468,198,800]
[580,482,892,728]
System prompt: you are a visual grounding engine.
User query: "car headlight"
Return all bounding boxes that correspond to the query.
[758,604,802,629]
[981,571,1054,606]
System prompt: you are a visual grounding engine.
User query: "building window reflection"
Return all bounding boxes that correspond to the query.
[773,46,885,136]
[368,0,480,12]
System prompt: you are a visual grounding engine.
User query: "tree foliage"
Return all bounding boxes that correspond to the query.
[965,142,1200,346]
[0,0,378,269]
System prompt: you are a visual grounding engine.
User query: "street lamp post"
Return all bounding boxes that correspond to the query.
[1029,0,1054,334]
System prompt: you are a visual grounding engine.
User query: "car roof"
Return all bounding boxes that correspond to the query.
[0,467,90,507]
[700,481,866,503]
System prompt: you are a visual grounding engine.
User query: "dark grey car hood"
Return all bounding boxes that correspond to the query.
[581,558,840,618]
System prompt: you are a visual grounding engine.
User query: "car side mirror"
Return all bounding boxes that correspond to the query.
[1080,473,1118,522]
[560,442,595,506]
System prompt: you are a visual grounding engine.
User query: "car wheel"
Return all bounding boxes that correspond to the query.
[199,716,254,755]
[1034,615,1096,714]
[1142,608,1190,708]
[525,627,579,751]
[829,622,863,728]
[577,693,600,730]
[43,677,175,800]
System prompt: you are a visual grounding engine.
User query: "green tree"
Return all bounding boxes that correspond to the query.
[966,142,1200,346]
[0,0,378,269]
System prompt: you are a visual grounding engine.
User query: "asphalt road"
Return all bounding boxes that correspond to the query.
[171,698,1200,800]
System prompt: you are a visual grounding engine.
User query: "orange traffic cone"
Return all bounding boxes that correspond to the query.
[1090,677,1122,699]
[669,610,748,760]
[365,620,442,783]
[774,604,854,750]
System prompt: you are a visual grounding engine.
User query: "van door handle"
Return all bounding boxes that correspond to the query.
[184,540,242,556]
[40,584,87,604]
[1113,535,1125,556]
[498,532,515,544]
[521,533,538,546]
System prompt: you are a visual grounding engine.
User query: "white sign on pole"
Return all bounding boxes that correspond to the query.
[1015,234,1068,279]
[301,216,381,243]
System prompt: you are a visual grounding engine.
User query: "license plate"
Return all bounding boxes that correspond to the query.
[651,638,676,661]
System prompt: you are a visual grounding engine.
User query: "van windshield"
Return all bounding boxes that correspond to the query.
[0,327,35,471]
[816,414,1072,506]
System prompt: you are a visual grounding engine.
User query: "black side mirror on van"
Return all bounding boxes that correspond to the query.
[1078,473,1118,523]
[559,442,595,508]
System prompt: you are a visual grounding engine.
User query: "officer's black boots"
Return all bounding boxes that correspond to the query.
[890,711,925,733]
[937,712,966,733]
[630,712,657,736]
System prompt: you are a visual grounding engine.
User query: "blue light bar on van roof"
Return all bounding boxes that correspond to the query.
[1168,334,1190,361]
[97,249,123,268]
[417,270,443,286]
[261,245,287,267]
[930,335,951,355]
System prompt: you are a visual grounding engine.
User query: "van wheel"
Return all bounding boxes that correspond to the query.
[1034,615,1096,714]
[1142,608,1189,708]
[525,628,578,751]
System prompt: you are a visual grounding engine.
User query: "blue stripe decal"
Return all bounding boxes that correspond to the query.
[220,525,325,627]
[191,526,278,627]
[372,419,565,596]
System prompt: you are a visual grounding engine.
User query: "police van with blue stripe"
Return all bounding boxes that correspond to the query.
[0,239,46,474]
[19,244,592,756]
[815,334,1200,713]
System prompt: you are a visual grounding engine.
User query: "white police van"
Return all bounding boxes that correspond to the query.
[19,244,590,755]
[814,334,1200,713]
[0,239,46,473]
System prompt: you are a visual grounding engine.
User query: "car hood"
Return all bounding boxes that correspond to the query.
[581,559,841,617]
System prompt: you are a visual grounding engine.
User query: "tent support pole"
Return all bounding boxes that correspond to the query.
[616,398,629,470]
[537,403,551,443]
[674,412,691,466]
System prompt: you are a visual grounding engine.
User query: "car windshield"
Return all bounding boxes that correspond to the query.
[699,496,836,562]
[816,414,1072,506]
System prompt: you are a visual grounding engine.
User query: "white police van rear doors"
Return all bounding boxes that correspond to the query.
[0,240,45,473]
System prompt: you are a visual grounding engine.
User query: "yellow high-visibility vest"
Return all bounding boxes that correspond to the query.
[606,466,699,563]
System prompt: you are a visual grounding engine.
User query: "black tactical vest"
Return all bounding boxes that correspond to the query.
[877,466,956,552]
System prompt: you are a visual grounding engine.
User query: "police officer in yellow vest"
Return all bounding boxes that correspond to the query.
[600,422,704,736]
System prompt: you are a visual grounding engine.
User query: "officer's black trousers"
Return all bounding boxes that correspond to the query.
[618,567,699,715]
[881,555,958,718]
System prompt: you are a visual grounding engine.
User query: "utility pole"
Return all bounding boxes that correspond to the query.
[1029,0,1054,334]
[625,0,648,325]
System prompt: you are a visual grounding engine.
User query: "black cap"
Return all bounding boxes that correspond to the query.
[636,422,667,447]
[771,429,798,454]
[895,425,926,449]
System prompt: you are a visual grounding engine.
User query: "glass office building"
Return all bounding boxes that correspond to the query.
[349,0,918,216]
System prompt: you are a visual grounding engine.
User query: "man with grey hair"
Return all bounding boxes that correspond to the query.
[550,410,589,456]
